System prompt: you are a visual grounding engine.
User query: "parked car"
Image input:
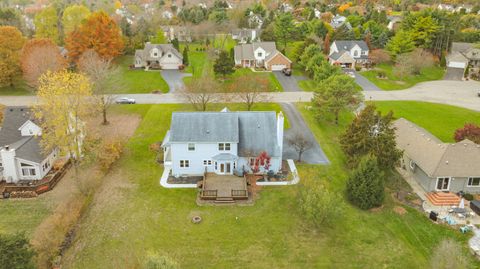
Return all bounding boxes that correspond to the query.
[282,68,292,76]
[115,97,136,104]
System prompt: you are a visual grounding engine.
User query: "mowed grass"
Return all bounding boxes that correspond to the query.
[0,198,51,237]
[375,101,480,142]
[0,79,33,96]
[62,102,478,268]
[361,63,445,90]
[114,55,169,93]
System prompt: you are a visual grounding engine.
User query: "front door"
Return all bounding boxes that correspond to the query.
[220,163,225,174]
[226,162,231,174]
[218,162,232,175]
[436,177,450,191]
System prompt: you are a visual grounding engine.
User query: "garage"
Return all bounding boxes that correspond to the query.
[161,63,180,70]
[271,64,286,71]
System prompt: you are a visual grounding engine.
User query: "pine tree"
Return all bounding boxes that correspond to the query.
[171,38,179,50]
[182,46,189,66]
[213,50,234,79]
[346,156,384,210]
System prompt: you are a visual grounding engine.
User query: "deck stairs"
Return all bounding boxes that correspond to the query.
[426,192,461,206]
[214,197,235,204]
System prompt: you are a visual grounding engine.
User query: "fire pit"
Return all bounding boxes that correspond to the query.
[192,216,202,224]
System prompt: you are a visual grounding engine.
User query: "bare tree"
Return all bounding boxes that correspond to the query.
[180,76,220,111]
[287,131,313,162]
[395,49,434,77]
[230,75,270,111]
[77,49,120,125]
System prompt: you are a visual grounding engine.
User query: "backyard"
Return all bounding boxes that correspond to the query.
[361,63,445,91]
[54,102,479,268]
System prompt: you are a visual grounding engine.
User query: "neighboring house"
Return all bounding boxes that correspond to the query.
[0,107,58,184]
[447,42,480,74]
[394,118,480,194]
[328,40,369,68]
[330,14,352,30]
[231,29,261,44]
[160,26,192,42]
[161,109,284,177]
[248,11,264,29]
[234,42,292,71]
[134,42,183,70]
[387,16,402,31]
[437,4,455,12]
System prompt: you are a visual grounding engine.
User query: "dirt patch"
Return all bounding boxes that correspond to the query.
[87,114,141,140]
[393,206,407,215]
[369,205,384,213]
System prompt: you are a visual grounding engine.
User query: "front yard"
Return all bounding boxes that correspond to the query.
[114,55,169,93]
[361,63,445,91]
[57,102,478,268]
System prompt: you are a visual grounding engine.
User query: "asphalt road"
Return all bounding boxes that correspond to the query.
[354,72,381,91]
[444,67,464,81]
[160,70,192,93]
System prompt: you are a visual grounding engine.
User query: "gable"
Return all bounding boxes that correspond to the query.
[18,120,41,137]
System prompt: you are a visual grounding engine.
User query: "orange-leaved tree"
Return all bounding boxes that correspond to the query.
[21,38,67,89]
[0,26,25,87]
[65,11,124,62]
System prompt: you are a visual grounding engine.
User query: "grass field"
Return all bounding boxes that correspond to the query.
[361,63,445,91]
[375,101,480,142]
[114,56,169,93]
[0,80,33,96]
[60,102,478,268]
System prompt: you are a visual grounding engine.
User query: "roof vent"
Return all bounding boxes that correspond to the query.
[206,130,210,134]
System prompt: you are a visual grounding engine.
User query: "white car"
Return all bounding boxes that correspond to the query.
[115,97,136,104]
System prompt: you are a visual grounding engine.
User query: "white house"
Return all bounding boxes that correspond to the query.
[0,107,58,183]
[329,40,370,68]
[231,29,261,44]
[161,109,284,177]
[330,14,352,30]
[234,42,292,71]
[134,42,183,70]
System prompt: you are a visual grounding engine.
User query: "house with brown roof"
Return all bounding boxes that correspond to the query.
[394,118,480,194]
[234,42,292,71]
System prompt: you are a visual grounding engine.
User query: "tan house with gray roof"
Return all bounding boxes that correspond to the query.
[234,42,292,71]
[394,118,480,193]
[134,42,183,70]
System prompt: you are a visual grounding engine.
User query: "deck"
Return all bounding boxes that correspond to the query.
[200,173,248,203]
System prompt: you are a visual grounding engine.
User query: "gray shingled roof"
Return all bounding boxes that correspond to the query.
[169,111,281,157]
[234,42,277,60]
[0,107,48,163]
[334,40,369,51]
[135,43,182,62]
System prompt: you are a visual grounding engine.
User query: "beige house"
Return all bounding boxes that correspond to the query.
[394,118,480,193]
[234,42,292,71]
[134,43,183,70]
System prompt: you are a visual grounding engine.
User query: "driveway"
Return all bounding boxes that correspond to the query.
[161,70,192,93]
[281,102,329,164]
[444,67,464,81]
[273,71,305,92]
[354,72,381,91]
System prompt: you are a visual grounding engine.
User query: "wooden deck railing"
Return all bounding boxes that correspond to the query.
[201,189,218,199]
[231,189,247,197]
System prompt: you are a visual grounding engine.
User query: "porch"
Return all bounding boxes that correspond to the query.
[199,172,248,204]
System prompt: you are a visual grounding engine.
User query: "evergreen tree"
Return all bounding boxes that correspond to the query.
[171,38,179,51]
[213,50,234,79]
[274,13,295,49]
[346,156,384,210]
[182,46,189,66]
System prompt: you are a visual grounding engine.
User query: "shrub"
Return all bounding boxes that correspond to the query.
[298,183,344,227]
[98,138,125,172]
[464,193,474,201]
[144,252,178,269]
[376,70,386,78]
[354,65,361,71]
[346,156,385,210]
[430,239,468,269]
[454,123,480,144]
[0,233,35,269]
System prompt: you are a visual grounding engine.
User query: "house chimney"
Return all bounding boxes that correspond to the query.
[5,145,9,151]
[277,112,284,152]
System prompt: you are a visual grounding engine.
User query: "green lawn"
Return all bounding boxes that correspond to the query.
[0,80,33,96]
[361,63,445,91]
[375,101,480,142]
[0,198,51,237]
[114,55,169,93]
[61,102,478,268]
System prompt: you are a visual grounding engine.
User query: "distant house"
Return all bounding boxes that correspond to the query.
[248,12,264,29]
[134,42,183,70]
[161,109,284,177]
[234,42,292,71]
[387,16,402,31]
[160,26,192,42]
[328,40,369,68]
[231,29,261,44]
[330,14,352,30]
[0,107,58,184]
[447,42,480,75]
[395,118,480,194]
[437,4,455,12]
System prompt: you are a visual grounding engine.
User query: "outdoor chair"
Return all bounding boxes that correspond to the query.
[460,225,472,234]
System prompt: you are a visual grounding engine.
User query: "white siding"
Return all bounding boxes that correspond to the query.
[160,53,182,69]
[447,61,467,69]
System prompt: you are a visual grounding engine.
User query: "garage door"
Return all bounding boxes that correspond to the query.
[271,64,286,71]
[162,63,180,70]
[447,61,466,69]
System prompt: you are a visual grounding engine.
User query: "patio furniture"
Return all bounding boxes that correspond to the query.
[452,207,467,214]
[470,200,480,215]
[460,225,472,233]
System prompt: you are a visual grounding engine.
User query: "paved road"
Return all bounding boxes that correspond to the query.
[444,67,464,81]
[281,102,329,164]
[273,71,305,92]
[354,72,381,91]
[161,70,192,93]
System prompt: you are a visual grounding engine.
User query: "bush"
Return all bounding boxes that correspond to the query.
[376,70,386,78]
[298,183,344,227]
[464,193,474,201]
[144,252,178,269]
[98,138,125,172]
[346,156,385,210]
[354,65,361,71]
[0,233,35,269]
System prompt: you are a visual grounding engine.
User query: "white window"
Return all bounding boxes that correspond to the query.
[180,160,189,168]
[361,51,366,55]
[188,143,195,151]
[21,168,36,176]
[153,52,158,57]
[353,50,359,57]
[257,52,262,57]
[468,177,480,187]
[218,143,231,151]
[225,143,231,150]
[203,160,212,166]
[168,54,172,58]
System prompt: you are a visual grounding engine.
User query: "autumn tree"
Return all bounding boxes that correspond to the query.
[34,6,59,44]
[368,49,391,65]
[287,131,313,162]
[213,50,234,79]
[180,76,220,111]
[21,38,66,89]
[230,75,270,111]
[65,11,124,61]
[394,49,434,77]
[454,123,480,144]
[33,70,94,172]
[0,26,24,87]
[312,74,363,125]
[77,49,119,125]
[62,4,91,34]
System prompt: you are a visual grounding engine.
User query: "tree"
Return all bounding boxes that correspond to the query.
[299,44,322,70]
[385,30,415,59]
[0,26,24,87]
[340,104,402,170]
[230,75,270,111]
[151,29,166,43]
[0,233,35,269]
[394,49,434,77]
[323,32,331,54]
[34,6,59,44]
[251,151,271,173]
[33,70,94,171]
[0,8,23,30]
[182,47,189,66]
[274,13,295,49]
[171,38,179,51]
[346,156,384,210]
[65,11,124,61]
[430,239,468,269]
[213,50,234,79]
[312,74,363,125]
[62,4,91,34]
[260,24,275,41]
[298,183,343,227]
[287,131,313,162]
[368,49,391,65]
[312,61,341,82]
[454,123,480,144]
[180,76,219,111]
[21,38,66,89]
[77,49,119,125]
[409,16,440,49]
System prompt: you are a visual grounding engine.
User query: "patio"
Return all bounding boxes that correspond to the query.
[199,173,248,203]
